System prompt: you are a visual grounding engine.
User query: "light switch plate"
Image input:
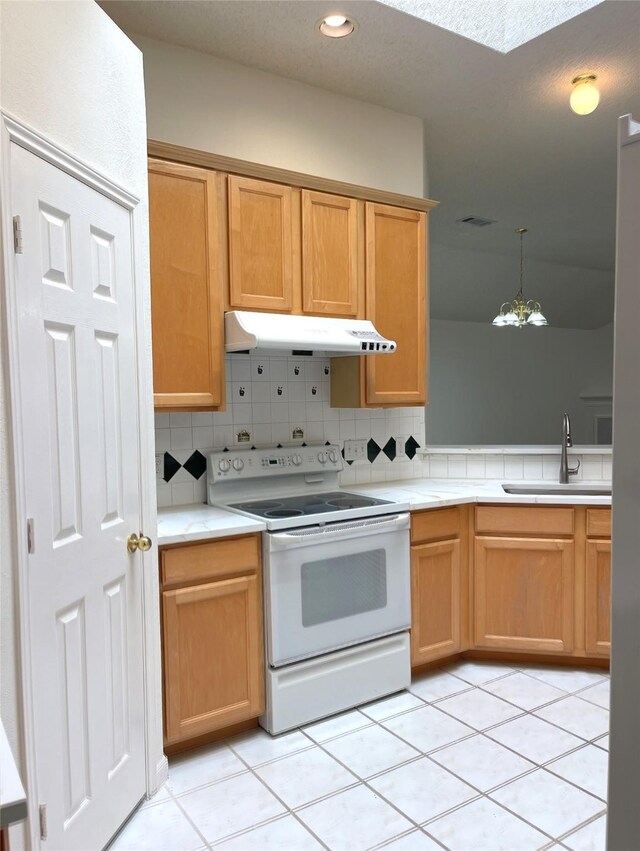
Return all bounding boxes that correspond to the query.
[155,453,163,477]
[343,439,367,461]
[394,436,408,459]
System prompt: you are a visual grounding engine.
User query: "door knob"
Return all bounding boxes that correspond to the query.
[127,532,153,553]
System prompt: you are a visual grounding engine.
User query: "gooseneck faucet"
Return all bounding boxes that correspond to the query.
[560,412,580,483]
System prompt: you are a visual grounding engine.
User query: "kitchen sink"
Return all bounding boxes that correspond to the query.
[502,484,612,496]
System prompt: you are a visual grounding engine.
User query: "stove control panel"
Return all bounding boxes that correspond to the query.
[208,444,343,482]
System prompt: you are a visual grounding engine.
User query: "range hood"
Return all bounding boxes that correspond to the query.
[224,311,397,357]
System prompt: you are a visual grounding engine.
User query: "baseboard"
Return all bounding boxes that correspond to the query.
[163,717,258,757]
[412,648,609,676]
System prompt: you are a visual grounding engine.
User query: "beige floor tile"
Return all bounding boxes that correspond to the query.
[578,680,610,710]
[449,661,515,685]
[409,670,472,703]
[380,829,444,850]
[563,815,607,850]
[178,771,286,844]
[490,769,605,838]
[382,705,474,753]
[436,687,522,730]
[256,746,357,808]
[297,784,413,851]
[486,714,584,764]
[430,733,535,791]
[303,709,371,743]
[368,756,477,823]
[426,796,549,851]
[227,727,312,767]
[482,672,567,710]
[546,745,609,800]
[522,667,606,694]
[215,814,323,850]
[360,690,425,721]
[109,799,204,851]
[322,723,419,778]
[167,744,246,795]
[534,696,609,741]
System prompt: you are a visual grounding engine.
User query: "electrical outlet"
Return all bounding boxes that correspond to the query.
[394,436,408,459]
[155,452,164,478]
[343,439,367,461]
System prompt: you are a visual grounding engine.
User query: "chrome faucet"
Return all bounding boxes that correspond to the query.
[560,412,580,483]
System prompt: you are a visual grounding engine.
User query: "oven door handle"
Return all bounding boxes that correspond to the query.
[269,512,410,545]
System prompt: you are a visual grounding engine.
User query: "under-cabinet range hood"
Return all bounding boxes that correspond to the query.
[224,311,397,357]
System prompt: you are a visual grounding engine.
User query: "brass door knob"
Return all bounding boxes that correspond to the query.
[127,533,153,553]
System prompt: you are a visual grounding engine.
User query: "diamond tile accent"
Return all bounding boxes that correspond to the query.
[367,438,382,463]
[183,449,207,480]
[405,435,420,460]
[382,437,396,461]
[163,452,181,483]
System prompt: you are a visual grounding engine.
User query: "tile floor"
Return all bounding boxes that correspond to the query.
[110,661,609,851]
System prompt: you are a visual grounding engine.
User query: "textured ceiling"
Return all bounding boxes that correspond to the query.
[99,0,640,327]
[379,0,604,52]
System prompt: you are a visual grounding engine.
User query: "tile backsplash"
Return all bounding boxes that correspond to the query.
[155,354,426,506]
[421,451,612,482]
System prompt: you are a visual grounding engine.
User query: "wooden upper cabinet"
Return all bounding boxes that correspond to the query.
[585,539,611,657]
[365,203,427,406]
[474,536,575,654]
[148,159,224,409]
[228,176,295,312]
[301,190,363,317]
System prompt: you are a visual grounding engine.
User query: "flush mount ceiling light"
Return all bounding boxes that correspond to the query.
[317,13,357,38]
[570,73,600,115]
[492,228,548,328]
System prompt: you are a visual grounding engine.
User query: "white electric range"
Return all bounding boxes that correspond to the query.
[208,444,411,734]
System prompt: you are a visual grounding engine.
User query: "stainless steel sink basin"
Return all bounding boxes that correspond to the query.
[502,484,612,496]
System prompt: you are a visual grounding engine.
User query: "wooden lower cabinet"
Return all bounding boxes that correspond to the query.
[160,536,264,747]
[474,536,575,654]
[585,539,611,656]
[411,539,461,665]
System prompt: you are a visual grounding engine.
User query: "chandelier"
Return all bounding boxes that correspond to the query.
[492,228,548,327]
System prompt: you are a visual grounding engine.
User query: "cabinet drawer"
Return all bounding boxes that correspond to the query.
[475,505,574,537]
[161,535,260,587]
[586,508,612,538]
[411,507,461,544]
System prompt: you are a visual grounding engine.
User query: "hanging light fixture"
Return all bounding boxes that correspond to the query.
[492,228,548,328]
[570,74,599,116]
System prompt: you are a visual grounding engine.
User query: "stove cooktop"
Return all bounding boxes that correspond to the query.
[229,491,395,520]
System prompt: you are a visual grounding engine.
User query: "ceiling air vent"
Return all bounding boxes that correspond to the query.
[456,215,497,227]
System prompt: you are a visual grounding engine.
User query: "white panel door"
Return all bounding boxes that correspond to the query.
[10,143,146,850]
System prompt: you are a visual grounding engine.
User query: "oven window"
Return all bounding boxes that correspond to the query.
[300,549,387,627]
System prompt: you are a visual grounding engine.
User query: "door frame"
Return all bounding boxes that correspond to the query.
[0,112,167,848]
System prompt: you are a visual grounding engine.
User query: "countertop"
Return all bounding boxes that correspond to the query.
[157,503,266,545]
[350,478,612,511]
[157,479,611,544]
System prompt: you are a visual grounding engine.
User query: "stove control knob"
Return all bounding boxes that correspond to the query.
[218,459,231,473]
[317,451,327,464]
[232,458,244,471]
[328,450,339,464]
[292,454,302,466]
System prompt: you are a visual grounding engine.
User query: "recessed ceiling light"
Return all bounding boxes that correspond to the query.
[317,13,357,38]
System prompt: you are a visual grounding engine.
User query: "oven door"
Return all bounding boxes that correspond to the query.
[264,512,410,667]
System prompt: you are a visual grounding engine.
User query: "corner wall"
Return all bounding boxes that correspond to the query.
[133,34,425,195]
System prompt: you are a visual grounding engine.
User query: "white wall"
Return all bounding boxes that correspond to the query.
[133,34,425,196]
[0,2,148,845]
[426,319,614,445]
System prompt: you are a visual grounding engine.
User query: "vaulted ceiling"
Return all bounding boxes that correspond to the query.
[100,0,640,327]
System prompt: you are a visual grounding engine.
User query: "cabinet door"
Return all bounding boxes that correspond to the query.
[162,575,264,744]
[365,203,427,405]
[228,176,294,311]
[585,540,611,657]
[302,190,362,316]
[475,537,575,653]
[149,160,224,409]
[411,540,461,666]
